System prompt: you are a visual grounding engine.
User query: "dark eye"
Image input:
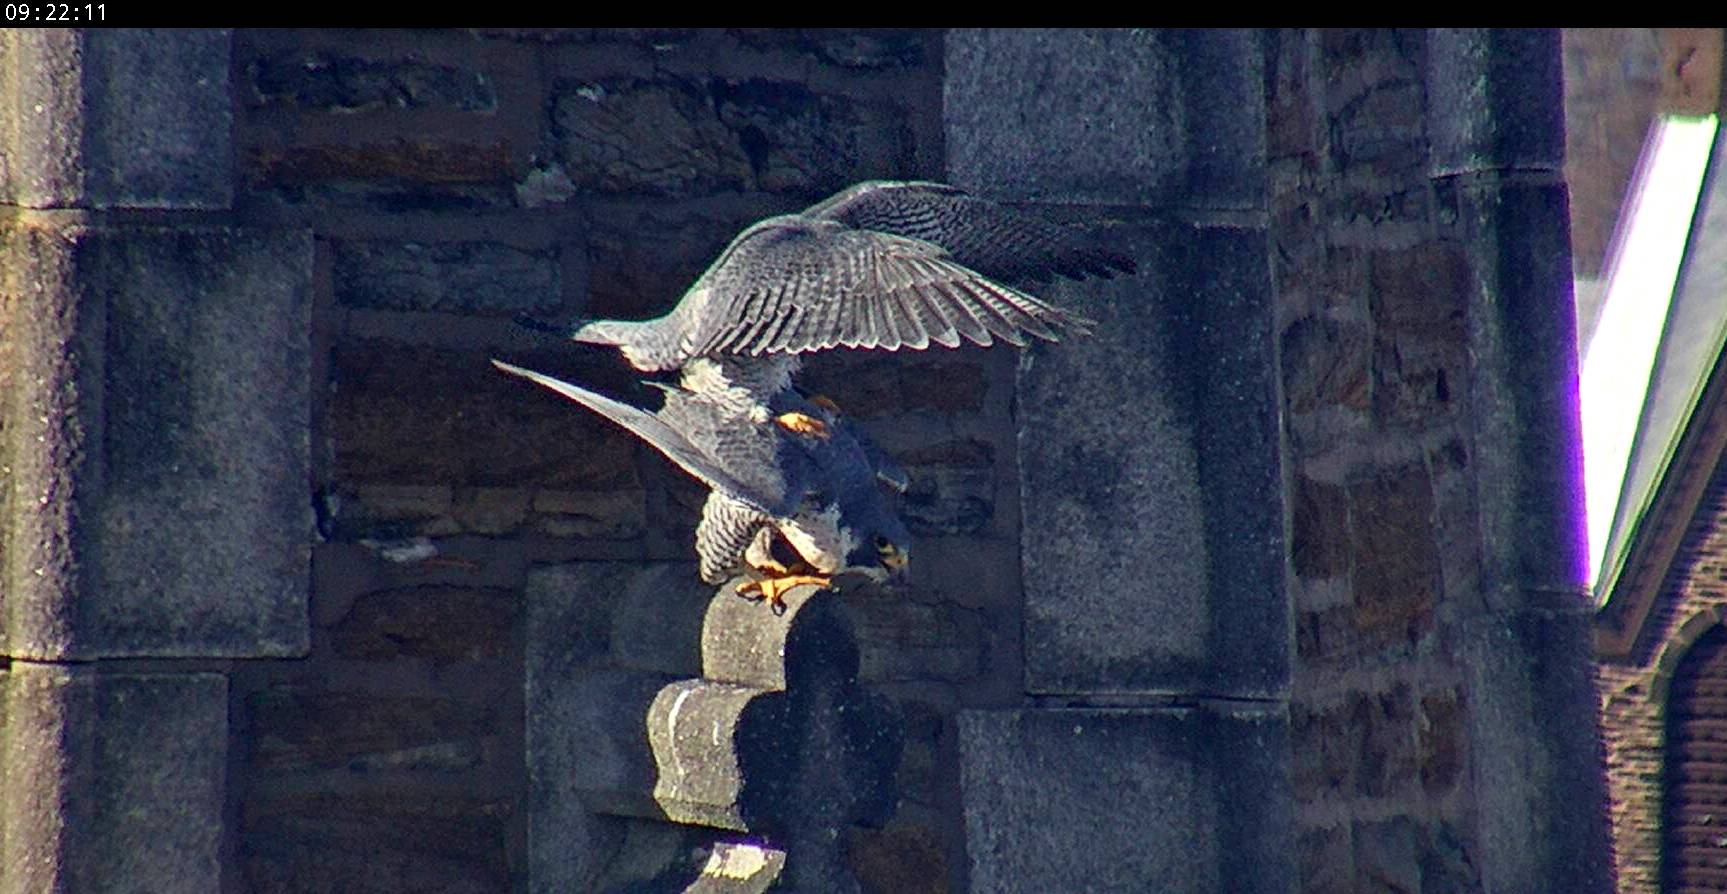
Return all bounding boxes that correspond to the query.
[874,536,889,549]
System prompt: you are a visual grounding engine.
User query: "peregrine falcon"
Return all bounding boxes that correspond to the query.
[563,180,1135,373]
[492,360,911,609]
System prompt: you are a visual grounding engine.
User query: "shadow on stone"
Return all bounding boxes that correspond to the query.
[556,580,902,892]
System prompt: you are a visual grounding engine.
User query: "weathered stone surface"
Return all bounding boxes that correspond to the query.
[1282,316,1371,416]
[333,240,565,315]
[0,30,232,208]
[584,205,786,320]
[1418,687,1465,795]
[946,29,1262,207]
[555,79,754,196]
[899,440,995,536]
[1296,822,1351,894]
[1018,224,1285,696]
[525,563,707,890]
[1450,180,1587,603]
[1292,476,1350,580]
[526,562,709,677]
[245,141,512,188]
[1461,610,1613,894]
[528,576,901,892]
[731,28,931,69]
[796,353,990,418]
[1427,29,1565,174]
[0,666,227,894]
[0,224,312,658]
[450,486,533,535]
[845,823,950,894]
[1318,29,1428,180]
[554,76,915,198]
[246,50,497,111]
[1353,817,1482,894]
[532,488,648,540]
[1348,463,1441,650]
[844,590,984,684]
[243,793,512,894]
[247,686,489,773]
[712,79,915,196]
[328,585,518,663]
[330,342,640,491]
[958,705,1290,894]
[1291,685,1418,802]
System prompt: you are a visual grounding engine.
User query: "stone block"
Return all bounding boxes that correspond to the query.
[730,28,932,69]
[246,48,497,111]
[332,240,566,315]
[553,75,915,198]
[554,78,753,196]
[329,342,641,492]
[1449,180,1587,603]
[0,223,312,659]
[958,704,1290,894]
[1427,29,1566,174]
[0,30,233,208]
[242,792,512,894]
[1460,610,1613,894]
[0,665,227,894]
[327,585,519,663]
[528,579,902,892]
[246,686,489,774]
[1017,223,1285,696]
[945,29,1262,207]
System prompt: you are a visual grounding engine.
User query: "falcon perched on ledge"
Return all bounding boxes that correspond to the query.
[502,180,1135,603]
[492,360,909,610]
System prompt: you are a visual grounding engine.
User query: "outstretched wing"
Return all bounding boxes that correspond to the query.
[684,215,1092,360]
[491,360,781,514]
[802,180,1137,285]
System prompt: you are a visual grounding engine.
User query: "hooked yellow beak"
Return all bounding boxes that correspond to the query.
[879,542,909,571]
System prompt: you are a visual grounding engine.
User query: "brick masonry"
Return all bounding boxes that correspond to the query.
[1598,460,1727,892]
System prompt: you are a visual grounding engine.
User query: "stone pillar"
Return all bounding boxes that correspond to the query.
[945,29,1291,893]
[0,29,312,892]
[1426,28,1614,894]
[526,564,902,893]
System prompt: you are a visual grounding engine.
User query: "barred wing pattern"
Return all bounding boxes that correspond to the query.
[683,216,1092,361]
[802,180,1137,285]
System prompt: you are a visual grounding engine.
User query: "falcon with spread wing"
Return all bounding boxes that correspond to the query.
[492,360,910,609]
[568,180,1134,374]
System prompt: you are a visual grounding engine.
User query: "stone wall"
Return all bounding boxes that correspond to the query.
[1271,29,1611,893]
[0,27,1612,894]
[226,27,997,892]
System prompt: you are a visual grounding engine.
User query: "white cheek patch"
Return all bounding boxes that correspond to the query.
[779,504,845,573]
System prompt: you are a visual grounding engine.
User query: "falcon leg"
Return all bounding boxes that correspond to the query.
[775,411,831,440]
[808,394,843,414]
[736,573,834,614]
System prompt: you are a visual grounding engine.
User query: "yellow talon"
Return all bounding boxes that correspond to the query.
[737,573,833,611]
[775,411,830,440]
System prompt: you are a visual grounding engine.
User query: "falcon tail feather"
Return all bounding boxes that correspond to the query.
[489,359,771,514]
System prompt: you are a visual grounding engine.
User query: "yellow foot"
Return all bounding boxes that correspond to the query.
[737,574,833,613]
[775,411,830,440]
[808,394,843,414]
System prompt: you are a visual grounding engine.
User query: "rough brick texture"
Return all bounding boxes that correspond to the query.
[1598,461,1727,891]
[1277,28,1608,894]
